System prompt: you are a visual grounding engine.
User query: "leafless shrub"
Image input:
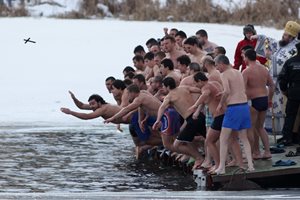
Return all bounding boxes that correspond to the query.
[2,0,300,28]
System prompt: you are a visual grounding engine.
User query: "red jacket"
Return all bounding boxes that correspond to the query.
[233,38,267,71]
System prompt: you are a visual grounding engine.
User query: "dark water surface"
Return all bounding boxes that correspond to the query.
[1,122,300,199]
[0,122,195,193]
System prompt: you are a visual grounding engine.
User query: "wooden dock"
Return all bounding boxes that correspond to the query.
[209,145,300,190]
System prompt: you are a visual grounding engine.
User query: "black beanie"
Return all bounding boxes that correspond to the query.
[243,24,256,35]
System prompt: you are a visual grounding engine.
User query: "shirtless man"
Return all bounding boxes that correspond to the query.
[105,76,116,93]
[242,49,275,160]
[213,46,226,58]
[160,58,181,86]
[105,84,180,152]
[189,72,224,173]
[180,62,202,102]
[175,30,187,51]
[184,36,207,66]
[144,52,160,81]
[196,29,218,53]
[164,35,186,69]
[152,77,206,169]
[150,44,161,54]
[154,51,166,67]
[214,55,254,175]
[110,79,128,106]
[180,62,201,86]
[132,55,145,74]
[176,54,191,80]
[105,84,161,145]
[147,75,162,96]
[61,94,129,124]
[132,74,148,91]
[202,56,222,85]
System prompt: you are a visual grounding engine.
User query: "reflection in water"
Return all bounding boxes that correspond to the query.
[0,124,195,192]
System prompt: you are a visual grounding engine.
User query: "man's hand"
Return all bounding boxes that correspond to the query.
[188,105,198,113]
[163,27,168,35]
[117,124,123,132]
[61,107,71,114]
[139,119,147,133]
[192,109,200,120]
[268,101,273,108]
[250,35,258,40]
[104,117,113,124]
[69,91,76,99]
[216,104,223,114]
[152,121,161,131]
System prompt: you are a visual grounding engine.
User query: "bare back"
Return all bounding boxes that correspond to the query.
[139,91,162,117]
[180,75,200,101]
[168,86,196,119]
[120,89,130,107]
[208,69,222,85]
[166,50,185,69]
[204,81,224,117]
[101,104,130,123]
[222,68,247,105]
[189,50,207,65]
[242,63,272,99]
[166,71,181,86]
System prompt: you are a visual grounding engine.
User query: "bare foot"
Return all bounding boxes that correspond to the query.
[175,154,183,161]
[262,152,272,160]
[208,165,217,174]
[171,152,178,158]
[252,153,262,160]
[214,168,225,175]
[247,166,255,172]
[226,159,238,167]
[192,159,204,171]
[201,160,212,169]
[180,155,190,163]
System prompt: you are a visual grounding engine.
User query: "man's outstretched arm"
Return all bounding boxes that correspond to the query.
[69,91,91,110]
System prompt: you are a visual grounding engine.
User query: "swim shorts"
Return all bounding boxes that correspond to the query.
[222,103,251,131]
[160,107,181,136]
[210,114,225,131]
[251,96,268,111]
[177,112,206,142]
[130,111,156,142]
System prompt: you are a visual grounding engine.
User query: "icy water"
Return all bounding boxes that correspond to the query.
[0,122,196,193]
[1,123,300,199]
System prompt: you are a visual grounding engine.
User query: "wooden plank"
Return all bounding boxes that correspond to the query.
[211,145,300,184]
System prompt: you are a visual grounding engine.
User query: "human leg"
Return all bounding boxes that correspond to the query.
[214,127,232,175]
[256,111,271,159]
[238,129,254,171]
[174,139,203,168]
[205,128,220,171]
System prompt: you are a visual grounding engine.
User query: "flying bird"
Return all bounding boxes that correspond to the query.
[24,37,36,44]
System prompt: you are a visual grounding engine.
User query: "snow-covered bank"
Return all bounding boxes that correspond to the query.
[0,18,283,124]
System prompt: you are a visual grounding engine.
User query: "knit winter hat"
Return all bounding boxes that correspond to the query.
[243,24,256,35]
[284,21,300,38]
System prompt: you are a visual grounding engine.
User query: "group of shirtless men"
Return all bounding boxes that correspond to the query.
[61,27,275,175]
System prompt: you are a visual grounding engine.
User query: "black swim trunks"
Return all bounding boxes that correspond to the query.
[251,96,268,111]
[177,112,206,142]
[210,114,225,131]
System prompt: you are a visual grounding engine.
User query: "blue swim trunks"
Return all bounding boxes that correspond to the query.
[160,108,181,136]
[222,103,251,131]
[130,112,156,142]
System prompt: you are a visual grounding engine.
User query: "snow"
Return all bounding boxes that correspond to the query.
[26,0,81,17]
[0,18,283,124]
[211,0,251,11]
